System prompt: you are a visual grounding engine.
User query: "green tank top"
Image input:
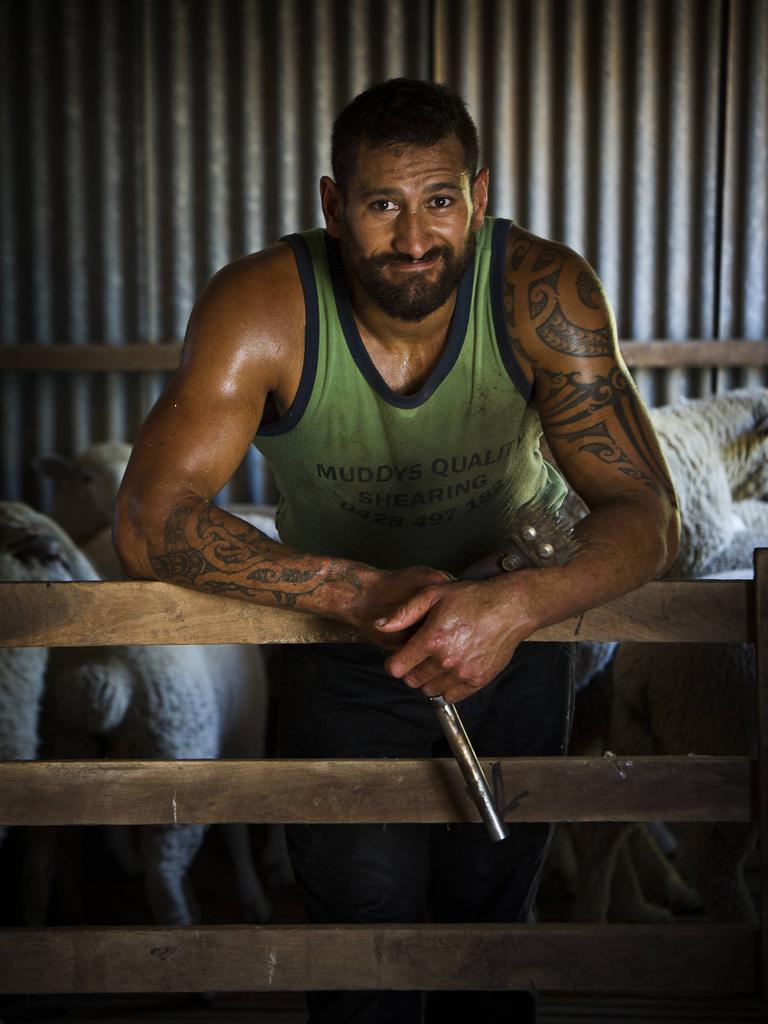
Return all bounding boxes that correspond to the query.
[254,217,565,574]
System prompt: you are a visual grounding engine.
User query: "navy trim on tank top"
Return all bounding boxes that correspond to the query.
[489,218,534,403]
[325,234,474,410]
[256,234,319,437]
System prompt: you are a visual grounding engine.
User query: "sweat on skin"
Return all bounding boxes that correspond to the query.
[114,133,679,705]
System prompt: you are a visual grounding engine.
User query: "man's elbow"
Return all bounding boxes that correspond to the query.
[657,500,682,577]
[112,497,158,581]
[621,489,681,582]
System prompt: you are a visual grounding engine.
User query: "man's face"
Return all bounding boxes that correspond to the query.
[326,137,488,323]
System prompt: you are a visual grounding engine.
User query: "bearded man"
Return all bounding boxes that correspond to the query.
[115,78,679,1024]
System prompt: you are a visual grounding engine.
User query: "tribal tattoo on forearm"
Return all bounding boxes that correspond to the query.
[150,500,362,608]
[538,365,676,501]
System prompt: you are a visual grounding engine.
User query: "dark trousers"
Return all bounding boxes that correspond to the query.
[276,641,574,1024]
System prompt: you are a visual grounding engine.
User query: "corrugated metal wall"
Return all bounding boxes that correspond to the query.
[435,0,767,403]
[1,0,766,508]
[718,0,768,391]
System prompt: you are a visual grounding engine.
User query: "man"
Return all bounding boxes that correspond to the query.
[114,78,679,1023]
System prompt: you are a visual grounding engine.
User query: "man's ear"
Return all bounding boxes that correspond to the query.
[471,167,490,231]
[320,176,344,239]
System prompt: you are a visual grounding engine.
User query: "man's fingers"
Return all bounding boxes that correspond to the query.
[397,656,444,689]
[386,626,459,682]
[384,633,430,679]
[375,587,442,632]
[421,672,454,699]
[426,683,472,702]
[403,666,478,703]
[394,658,461,700]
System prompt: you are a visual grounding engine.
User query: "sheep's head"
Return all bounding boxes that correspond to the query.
[34,442,132,545]
[0,501,100,582]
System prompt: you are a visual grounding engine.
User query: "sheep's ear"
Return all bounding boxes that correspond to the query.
[31,453,75,482]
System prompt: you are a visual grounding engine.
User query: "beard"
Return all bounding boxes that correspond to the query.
[340,224,476,323]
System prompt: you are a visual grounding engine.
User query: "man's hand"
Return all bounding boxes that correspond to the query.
[350,565,454,649]
[377,575,536,703]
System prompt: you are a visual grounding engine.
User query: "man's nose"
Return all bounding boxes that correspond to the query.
[392,208,432,259]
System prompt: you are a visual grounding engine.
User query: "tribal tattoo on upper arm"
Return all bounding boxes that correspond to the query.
[504,231,676,504]
[149,500,362,607]
[536,365,676,502]
[504,235,613,366]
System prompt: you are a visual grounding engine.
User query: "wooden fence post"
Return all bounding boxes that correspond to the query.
[755,549,768,1010]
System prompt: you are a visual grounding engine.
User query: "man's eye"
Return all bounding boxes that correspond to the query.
[371,200,398,212]
[429,196,453,209]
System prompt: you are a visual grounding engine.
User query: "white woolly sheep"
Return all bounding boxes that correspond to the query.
[0,501,273,926]
[0,502,100,851]
[39,641,267,926]
[35,444,286,923]
[650,388,768,577]
[36,443,279,577]
[568,388,767,924]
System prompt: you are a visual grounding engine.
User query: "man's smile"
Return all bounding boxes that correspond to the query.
[388,254,441,270]
[372,246,449,273]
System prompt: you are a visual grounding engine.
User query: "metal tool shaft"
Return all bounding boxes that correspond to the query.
[426,502,576,842]
[430,695,509,842]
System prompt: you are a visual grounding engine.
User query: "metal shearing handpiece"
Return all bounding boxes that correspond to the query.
[429,501,581,843]
[430,694,509,842]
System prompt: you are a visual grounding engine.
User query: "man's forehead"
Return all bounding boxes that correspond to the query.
[348,138,470,192]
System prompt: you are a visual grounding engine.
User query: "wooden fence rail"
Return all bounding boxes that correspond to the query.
[0,554,766,1009]
[0,924,756,995]
[1,339,767,373]
[0,578,753,648]
[0,757,754,827]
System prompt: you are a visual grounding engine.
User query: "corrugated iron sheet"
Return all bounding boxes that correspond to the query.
[718,0,768,392]
[1,0,766,508]
[0,0,431,506]
[434,0,735,405]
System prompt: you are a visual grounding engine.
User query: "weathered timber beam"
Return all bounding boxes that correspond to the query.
[0,344,181,372]
[0,756,752,825]
[0,578,752,647]
[620,339,768,368]
[1,340,766,372]
[0,924,756,994]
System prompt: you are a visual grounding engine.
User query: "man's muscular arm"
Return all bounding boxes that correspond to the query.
[148,496,365,610]
[380,228,680,700]
[114,248,447,643]
[506,229,679,585]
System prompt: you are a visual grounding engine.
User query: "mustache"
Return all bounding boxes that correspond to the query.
[367,246,451,267]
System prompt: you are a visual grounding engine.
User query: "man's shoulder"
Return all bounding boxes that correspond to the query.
[205,239,304,312]
[182,239,307,387]
[504,223,591,281]
[498,223,614,367]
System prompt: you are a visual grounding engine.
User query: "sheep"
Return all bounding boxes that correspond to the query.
[35,441,132,558]
[548,665,700,924]
[604,642,757,923]
[0,502,100,852]
[567,388,767,924]
[0,501,272,927]
[35,443,279,577]
[35,443,287,923]
[38,641,233,926]
[649,388,768,577]
[547,385,768,579]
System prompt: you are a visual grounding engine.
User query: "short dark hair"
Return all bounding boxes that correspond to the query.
[331,78,479,193]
